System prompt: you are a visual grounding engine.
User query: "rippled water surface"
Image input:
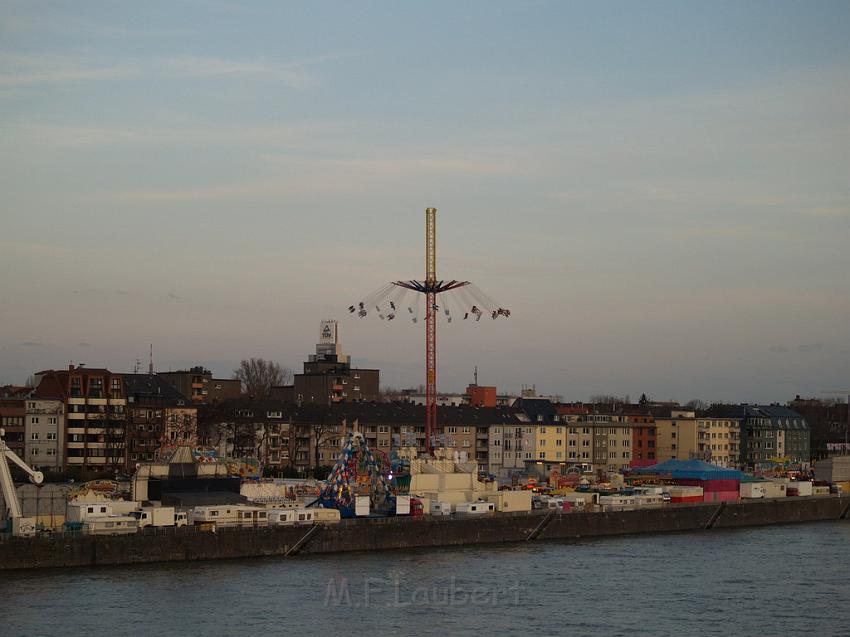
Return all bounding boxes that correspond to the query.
[4,522,849,637]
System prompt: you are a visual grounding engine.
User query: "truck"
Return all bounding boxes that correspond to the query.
[130,506,186,528]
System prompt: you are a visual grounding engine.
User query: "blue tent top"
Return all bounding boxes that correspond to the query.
[631,459,743,481]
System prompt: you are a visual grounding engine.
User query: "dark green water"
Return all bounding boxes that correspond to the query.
[4,522,849,637]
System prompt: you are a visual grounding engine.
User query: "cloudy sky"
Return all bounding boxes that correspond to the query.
[1,1,848,403]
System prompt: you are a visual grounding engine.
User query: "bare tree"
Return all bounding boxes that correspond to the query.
[312,422,341,477]
[232,358,292,397]
[685,399,709,412]
[589,394,631,406]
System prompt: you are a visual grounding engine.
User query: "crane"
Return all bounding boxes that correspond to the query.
[1,427,44,537]
[820,390,850,452]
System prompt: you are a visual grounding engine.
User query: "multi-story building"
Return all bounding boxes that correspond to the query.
[627,413,657,468]
[466,384,497,407]
[696,417,741,468]
[653,408,699,462]
[272,320,379,404]
[605,416,635,475]
[704,404,809,469]
[200,400,517,475]
[489,422,537,474]
[124,374,198,470]
[24,397,64,471]
[158,367,241,404]
[0,398,26,459]
[33,366,127,474]
[788,395,848,459]
[759,405,810,466]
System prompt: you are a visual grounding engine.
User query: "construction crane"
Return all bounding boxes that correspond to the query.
[349,208,510,455]
[821,390,850,451]
[0,427,44,537]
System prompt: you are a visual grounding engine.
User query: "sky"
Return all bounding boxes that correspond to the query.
[1,1,849,403]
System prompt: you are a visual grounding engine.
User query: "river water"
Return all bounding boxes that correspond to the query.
[4,521,849,637]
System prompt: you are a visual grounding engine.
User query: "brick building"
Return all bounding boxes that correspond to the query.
[158,367,241,404]
[124,374,198,471]
[33,366,127,474]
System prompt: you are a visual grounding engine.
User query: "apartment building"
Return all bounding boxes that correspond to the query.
[705,404,810,469]
[697,417,741,468]
[34,366,127,473]
[124,374,198,470]
[158,366,241,404]
[653,408,699,462]
[489,422,537,474]
[200,400,518,475]
[272,321,379,404]
[0,398,26,459]
[24,397,65,471]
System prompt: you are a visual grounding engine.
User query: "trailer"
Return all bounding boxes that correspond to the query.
[66,502,114,523]
[83,516,139,535]
[189,505,248,527]
[430,501,452,516]
[236,507,268,527]
[395,495,411,515]
[312,508,341,523]
[455,501,495,515]
[267,509,298,526]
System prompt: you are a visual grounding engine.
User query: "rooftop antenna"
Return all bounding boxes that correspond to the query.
[148,344,154,375]
[474,365,478,386]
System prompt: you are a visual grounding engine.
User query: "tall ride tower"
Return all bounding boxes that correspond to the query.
[349,207,510,455]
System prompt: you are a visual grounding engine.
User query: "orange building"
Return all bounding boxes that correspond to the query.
[627,413,657,467]
[466,384,497,407]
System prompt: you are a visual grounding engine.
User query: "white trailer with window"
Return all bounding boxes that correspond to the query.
[67,502,114,523]
[455,501,495,514]
[84,516,139,535]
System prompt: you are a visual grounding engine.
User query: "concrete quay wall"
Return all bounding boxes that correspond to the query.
[1,495,846,571]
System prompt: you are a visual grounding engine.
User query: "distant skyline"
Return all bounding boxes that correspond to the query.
[1,2,849,403]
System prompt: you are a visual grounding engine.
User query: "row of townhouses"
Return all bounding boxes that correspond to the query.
[197,396,811,478]
[1,369,813,478]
